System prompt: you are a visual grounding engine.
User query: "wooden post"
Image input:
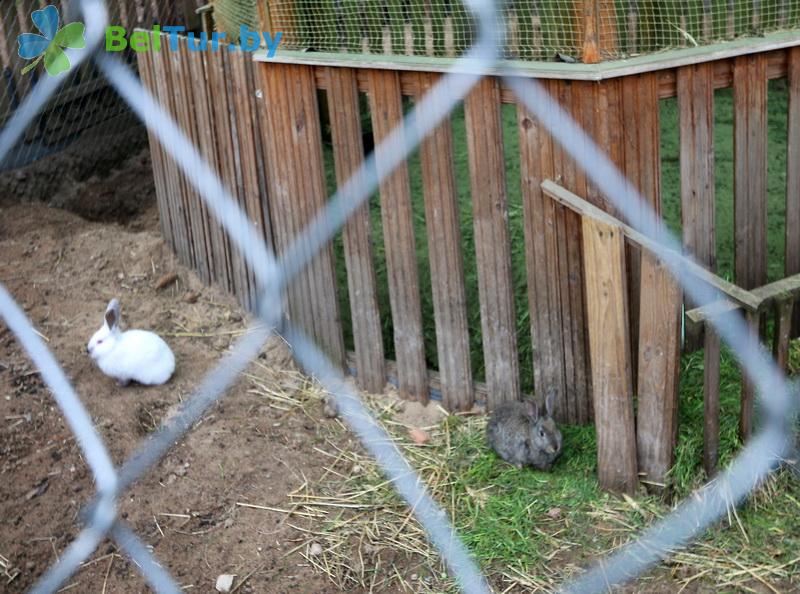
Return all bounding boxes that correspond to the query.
[703,326,721,475]
[636,250,681,492]
[733,54,768,292]
[627,0,638,54]
[582,216,638,495]
[773,299,793,373]
[739,309,760,440]
[416,72,473,411]
[367,69,428,401]
[326,67,386,394]
[464,77,521,408]
[787,47,800,337]
[581,0,601,64]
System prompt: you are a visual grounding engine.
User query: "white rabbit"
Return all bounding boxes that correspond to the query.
[87,298,175,386]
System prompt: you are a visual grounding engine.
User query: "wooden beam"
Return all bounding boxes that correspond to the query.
[541,180,762,312]
[255,31,800,84]
[685,273,800,324]
[582,215,638,495]
[636,250,682,491]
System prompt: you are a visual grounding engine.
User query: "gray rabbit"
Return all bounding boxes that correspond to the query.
[486,391,563,470]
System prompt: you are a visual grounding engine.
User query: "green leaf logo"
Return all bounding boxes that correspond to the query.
[17,5,86,77]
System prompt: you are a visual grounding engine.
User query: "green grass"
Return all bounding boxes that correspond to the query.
[302,75,800,592]
[279,339,800,591]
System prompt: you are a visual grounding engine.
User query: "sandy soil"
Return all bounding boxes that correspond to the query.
[0,137,369,592]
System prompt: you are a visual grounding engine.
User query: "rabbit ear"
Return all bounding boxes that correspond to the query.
[545,389,555,417]
[104,299,120,330]
[524,399,539,422]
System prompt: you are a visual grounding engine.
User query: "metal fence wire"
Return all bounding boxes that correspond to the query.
[0,0,798,593]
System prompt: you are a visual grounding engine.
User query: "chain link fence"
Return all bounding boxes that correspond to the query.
[0,1,199,171]
[0,0,797,593]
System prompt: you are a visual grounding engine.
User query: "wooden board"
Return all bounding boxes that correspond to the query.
[678,62,716,271]
[415,72,473,411]
[151,42,193,270]
[367,68,427,400]
[733,54,768,291]
[516,82,571,423]
[136,49,174,253]
[581,216,638,495]
[207,49,243,296]
[788,47,800,336]
[636,250,681,491]
[171,41,209,282]
[464,77,521,408]
[258,62,346,367]
[703,327,721,475]
[554,79,591,425]
[773,299,794,373]
[193,49,232,292]
[678,61,716,350]
[325,67,386,394]
[739,309,760,440]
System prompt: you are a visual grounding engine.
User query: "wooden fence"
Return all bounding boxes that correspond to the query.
[138,36,800,491]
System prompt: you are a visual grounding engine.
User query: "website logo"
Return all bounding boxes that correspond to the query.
[18,5,86,77]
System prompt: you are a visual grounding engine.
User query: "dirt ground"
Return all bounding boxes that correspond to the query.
[0,137,391,593]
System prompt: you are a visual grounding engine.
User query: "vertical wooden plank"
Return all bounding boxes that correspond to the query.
[582,216,638,495]
[787,47,800,337]
[415,71,473,411]
[366,68,427,400]
[220,48,254,310]
[551,80,577,423]
[326,67,386,395]
[259,63,346,367]
[773,299,793,373]
[150,38,191,268]
[464,77,521,408]
[703,326,721,475]
[564,81,592,425]
[137,47,173,251]
[207,49,240,295]
[621,75,643,381]
[516,83,570,422]
[186,44,221,286]
[230,51,274,308]
[171,40,210,282]
[733,54,768,292]
[739,309,760,440]
[678,63,716,271]
[636,250,682,491]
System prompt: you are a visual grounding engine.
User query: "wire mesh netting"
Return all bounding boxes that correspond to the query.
[0,1,197,171]
[0,0,799,593]
[264,0,800,60]
[214,0,261,43]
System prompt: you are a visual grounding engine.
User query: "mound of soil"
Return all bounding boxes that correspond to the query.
[0,202,339,592]
[0,123,153,225]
